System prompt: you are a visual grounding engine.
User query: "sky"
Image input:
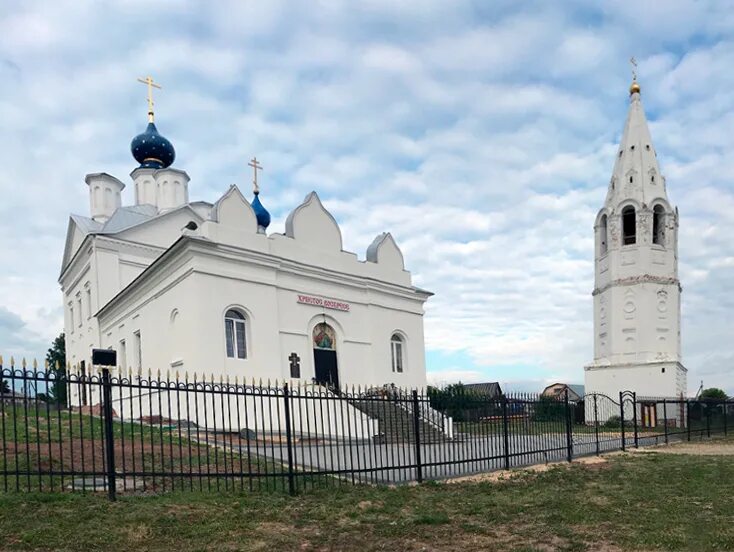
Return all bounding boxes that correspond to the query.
[0,0,733,394]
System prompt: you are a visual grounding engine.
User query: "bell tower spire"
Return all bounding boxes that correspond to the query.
[585,70,686,401]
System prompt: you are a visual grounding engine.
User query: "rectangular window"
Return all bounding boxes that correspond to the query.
[133,331,142,371]
[86,288,92,319]
[391,341,403,373]
[225,319,235,358]
[119,339,127,370]
[77,297,82,327]
[69,305,75,333]
[235,320,247,359]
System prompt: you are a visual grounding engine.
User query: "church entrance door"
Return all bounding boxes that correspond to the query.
[312,322,339,390]
[313,349,339,389]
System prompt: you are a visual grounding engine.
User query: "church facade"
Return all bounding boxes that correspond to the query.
[584,78,687,399]
[59,90,431,392]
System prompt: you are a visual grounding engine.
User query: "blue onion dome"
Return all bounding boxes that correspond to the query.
[252,192,271,229]
[130,122,175,169]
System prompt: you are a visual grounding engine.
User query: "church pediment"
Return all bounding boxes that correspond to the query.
[285,191,343,252]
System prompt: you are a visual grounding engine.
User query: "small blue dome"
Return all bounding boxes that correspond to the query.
[252,192,271,229]
[131,122,175,169]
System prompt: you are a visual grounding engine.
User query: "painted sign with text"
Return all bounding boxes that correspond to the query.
[297,294,350,312]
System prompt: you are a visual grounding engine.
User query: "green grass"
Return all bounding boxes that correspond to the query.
[0,441,733,551]
[0,405,280,494]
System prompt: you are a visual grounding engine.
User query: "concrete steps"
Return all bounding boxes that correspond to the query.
[350,398,448,444]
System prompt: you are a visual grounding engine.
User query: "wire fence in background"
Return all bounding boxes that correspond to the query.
[0,364,730,500]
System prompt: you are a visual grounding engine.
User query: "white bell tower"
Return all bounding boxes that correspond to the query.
[584,76,687,398]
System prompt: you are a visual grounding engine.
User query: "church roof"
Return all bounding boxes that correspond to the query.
[605,82,669,210]
[102,204,159,233]
[69,214,102,234]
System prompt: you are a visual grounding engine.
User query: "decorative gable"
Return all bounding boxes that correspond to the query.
[366,232,405,271]
[210,185,258,231]
[285,192,343,252]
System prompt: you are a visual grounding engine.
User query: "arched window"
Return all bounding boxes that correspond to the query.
[391,334,404,373]
[599,214,608,255]
[225,309,247,359]
[653,205,665,246]
[622,206,636,245]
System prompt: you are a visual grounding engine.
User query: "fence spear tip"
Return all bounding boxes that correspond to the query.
[0,354,3,366]
[22,357,26,369]
[10,356,15,367]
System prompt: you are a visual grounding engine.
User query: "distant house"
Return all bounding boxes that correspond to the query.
[542,383,585,402]
[463,382,503,398]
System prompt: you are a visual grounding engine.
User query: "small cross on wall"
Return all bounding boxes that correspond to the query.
[288,352,301,379]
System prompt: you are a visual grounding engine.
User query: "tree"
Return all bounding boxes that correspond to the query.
[700,388,728,401]
[0,378,9,394]
[45,333,67,407]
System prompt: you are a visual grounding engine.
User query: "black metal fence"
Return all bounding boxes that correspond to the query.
[0,366,731,499]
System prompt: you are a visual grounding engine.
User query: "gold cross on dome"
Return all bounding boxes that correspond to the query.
[248,157,263,194]
[137,75,162,123]
[630,57,638,82]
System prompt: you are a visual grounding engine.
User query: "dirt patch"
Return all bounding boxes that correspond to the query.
[634,440,734,456]
[444,455,610,484]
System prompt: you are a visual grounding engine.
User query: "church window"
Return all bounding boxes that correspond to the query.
[133,331,142,371]
[653,205,665,246]
[119,339,127,370]
[225,309,247,359]
[629,176,633,183]
[86,288,92,319]
[313,323,336,350]
[77,297,82,327]
[391,334,404,373]
[69,303,74,333]
[619,151,623,158]
[622,206,636,245]
[599,215,608,255]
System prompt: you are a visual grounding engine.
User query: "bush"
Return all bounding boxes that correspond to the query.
[603,415,622,428]
[533,396,565,422]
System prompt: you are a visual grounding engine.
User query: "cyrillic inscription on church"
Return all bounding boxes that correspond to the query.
[297,294,350,312]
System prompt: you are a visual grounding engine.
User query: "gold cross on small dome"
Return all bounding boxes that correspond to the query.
[137,75,162,122]
[248,157,263,194]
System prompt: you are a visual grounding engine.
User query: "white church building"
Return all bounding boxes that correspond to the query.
[584,77,687,399]
[59,86,431,393]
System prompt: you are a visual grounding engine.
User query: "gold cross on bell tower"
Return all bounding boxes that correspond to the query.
[629,57,641,95]
[248,157,263,194]
[137,75,162,123]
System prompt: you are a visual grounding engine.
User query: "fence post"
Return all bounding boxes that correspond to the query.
[725,401,728,437]
[501,395,510,470]
[663,399,668,445]
[564,389,573,462]
[632,392,639,449]
[619,391,626,452]
[686,400,691,442]
[101,367,116,502]
[593,394,600,456]
[282,383,296,496]
[411,390,423,483]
